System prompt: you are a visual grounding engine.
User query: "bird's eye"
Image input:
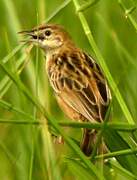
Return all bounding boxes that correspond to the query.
[45,30,51,36]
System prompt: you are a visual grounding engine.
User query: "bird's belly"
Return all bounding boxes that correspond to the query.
[56,94,86,122]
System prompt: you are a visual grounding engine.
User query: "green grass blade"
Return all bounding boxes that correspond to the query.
[104,129,137,175]
[41,124,62,180]
[108,160,137,180]
[45,0,71,23]
[96,13,137,71]
[0,99,33,120]
[95,148,137,160]
[118,0,137,31]
[66,157,95,179]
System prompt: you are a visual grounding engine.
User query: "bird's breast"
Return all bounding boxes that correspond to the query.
[46,55,62,78]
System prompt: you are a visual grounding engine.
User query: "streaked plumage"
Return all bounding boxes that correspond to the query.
[19,24,111,155]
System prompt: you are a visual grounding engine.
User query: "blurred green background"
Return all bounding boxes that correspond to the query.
[0,0,137,179]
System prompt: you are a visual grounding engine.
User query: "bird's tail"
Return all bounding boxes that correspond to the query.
[80,129,107,156]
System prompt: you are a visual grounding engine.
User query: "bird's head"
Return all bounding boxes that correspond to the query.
[19,24,74,53]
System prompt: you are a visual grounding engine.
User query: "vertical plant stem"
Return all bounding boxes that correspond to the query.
[28,13,39,180]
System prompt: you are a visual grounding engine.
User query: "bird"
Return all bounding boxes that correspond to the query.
[19,24,111,156]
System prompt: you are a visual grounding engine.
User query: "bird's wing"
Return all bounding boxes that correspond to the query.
[49,52,111,122]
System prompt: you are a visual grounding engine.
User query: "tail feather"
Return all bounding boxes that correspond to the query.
[80,129,95,156]
[80,129,107,156]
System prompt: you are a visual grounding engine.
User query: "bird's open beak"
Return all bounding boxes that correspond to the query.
[18,30,39,43]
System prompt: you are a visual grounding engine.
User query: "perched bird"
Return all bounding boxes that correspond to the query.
[19,24,111,155]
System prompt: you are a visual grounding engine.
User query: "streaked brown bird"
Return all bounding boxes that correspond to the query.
[19,24,111,155]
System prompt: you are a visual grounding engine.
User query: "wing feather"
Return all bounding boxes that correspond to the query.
[49,51,111,122]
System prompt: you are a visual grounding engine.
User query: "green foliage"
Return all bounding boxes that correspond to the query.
[0,0,137,179]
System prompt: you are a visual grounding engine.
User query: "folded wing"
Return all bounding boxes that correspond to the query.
[49,51,111,122]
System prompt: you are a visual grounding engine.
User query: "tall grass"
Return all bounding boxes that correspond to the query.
[0,0,137,179]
